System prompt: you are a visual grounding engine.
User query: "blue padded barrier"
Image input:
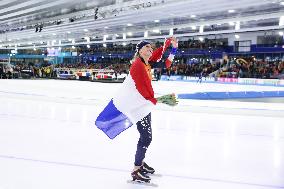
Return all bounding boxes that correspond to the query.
[178,91,284,100]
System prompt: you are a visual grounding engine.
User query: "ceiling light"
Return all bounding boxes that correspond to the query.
[279,31,284,36]
[279,16,284,26]
[144,31,149,38]
[190,15,196,18]
[235,34,240,39]
[84,29,88,32]
[85,37,90,43]
[235,21,240,30]
[122,42,126,46]
[127,32,133,36]
[103,35,108,41]
[191,26,197,30]
[229,21,235,26]
[67,31,71,34]
[154,20,160,23]
[228,10,235,13]
[199,25,204,33]
[103,43,107,47]
[280,2,284,5]
[87,45,90,48]
[152,29,160,33]
[127,23,133,26]
[72,46,75,49]
[104,26,109,29]
[123,33,126,40]
[52,33,56,36]
[199,37,204,42]
[169,28,174,36]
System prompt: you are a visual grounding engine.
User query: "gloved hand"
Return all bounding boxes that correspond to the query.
[156,93,178,106]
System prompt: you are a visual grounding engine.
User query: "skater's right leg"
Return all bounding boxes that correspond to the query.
[132,113,152,182]
[134,113,152,167]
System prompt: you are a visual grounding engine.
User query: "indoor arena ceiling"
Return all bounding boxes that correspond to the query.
[1,0,284,49]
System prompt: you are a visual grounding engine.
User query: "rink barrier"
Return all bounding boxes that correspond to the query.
[160,75,284,87]
[178,91,284,100]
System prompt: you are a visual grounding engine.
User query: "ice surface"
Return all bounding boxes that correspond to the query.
[0,79,283,189]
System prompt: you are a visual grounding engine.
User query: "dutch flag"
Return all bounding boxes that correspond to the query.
[95,58,157,139]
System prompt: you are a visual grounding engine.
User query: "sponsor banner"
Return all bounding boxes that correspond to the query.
[217,78,238,83]
[160,75,183,81]
[161,76,216,82]
[239,78,284,86]
[159,75,284,86]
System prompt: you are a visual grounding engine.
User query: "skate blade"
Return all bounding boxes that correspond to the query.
[127,180,158,187]
[149,173,162,177]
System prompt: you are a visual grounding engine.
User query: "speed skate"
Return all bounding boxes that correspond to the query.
[127,179,158,187]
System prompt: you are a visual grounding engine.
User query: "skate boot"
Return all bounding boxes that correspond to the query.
[131,167,151,183]
[141,162,155,174]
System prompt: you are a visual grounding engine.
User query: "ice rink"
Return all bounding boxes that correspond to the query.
[0,79,283,189]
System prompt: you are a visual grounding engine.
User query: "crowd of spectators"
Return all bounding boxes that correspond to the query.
[162,58,284,79]
[54,61,130,74]
[161,60,224,77]
[220,59,284,79]
[1,55,284,80]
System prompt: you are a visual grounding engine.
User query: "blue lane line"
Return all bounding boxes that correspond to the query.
[0,113,83,124]
[0,90,46,97]
[0,90,101,102]
[0,155,283,189]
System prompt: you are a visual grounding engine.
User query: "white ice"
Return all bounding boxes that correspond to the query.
[0,79,283,189]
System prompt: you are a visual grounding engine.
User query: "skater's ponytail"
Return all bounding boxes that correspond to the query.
[130,52,140,64]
